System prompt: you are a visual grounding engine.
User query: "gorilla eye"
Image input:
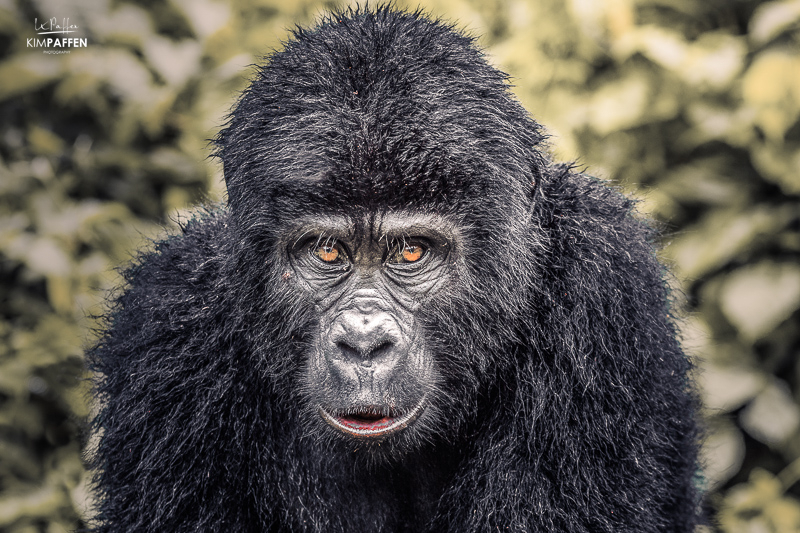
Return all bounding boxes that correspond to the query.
[401,245,423,262]
[315,245,340,263]
[386,240,427,264]
[312,242,346,264]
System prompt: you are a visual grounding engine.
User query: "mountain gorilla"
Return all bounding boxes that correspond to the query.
[88,6,702,532]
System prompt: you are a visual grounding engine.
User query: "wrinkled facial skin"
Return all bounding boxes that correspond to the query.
[285,211,459,445]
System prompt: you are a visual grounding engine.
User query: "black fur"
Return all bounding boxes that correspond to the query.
[88,6,701,532]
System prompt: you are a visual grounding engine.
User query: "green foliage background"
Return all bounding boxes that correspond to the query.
[1,0,798,531]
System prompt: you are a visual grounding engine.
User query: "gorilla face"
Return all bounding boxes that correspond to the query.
[285,211,461,442]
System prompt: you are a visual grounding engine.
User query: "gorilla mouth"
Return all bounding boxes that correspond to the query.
[319,399,426,438]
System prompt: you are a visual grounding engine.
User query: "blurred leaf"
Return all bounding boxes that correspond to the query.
[568,0,635,43]
[143,36,202,87]
[0,358,35,397]
[0,7,21,36]
[1,401,44,439]
[147,147,206,184]
[701,363,766,413]
[720,469,800,533]
[681,102,755,149]
[21,237,71,277]
[140,86,180,139]
[52,73,109,115]
[742,49,800,142]
[163,186,193,211]
[0,482,64,527]
[740,380,800,448]
[668,206,796,280]
[750,143,800,195]
[0,437,41,480]
[721,468,782,508]
[70,471,95,527]
[27,127,65,156]
[719,261,800,341]
[769,499,800,532]
[88,4,152,48]
[613,26,687,68]
[61,376,91,419]
[613,27,745,90]
[67,48,155,108]
[172,0,231,39]
[657,159,753,206]
[10,315,82,367]
[681,33,746,90]
[750,0,800,46]
[46,275,75,316]
[588,73,652,134]
[701,418,746,490]
[0,54,62,101]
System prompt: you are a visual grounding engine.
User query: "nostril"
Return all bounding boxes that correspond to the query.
[336,340,394,360]
[369,341,393,359]
[336,342,360,360]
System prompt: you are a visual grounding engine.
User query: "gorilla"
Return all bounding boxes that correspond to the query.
[88,7,702,532]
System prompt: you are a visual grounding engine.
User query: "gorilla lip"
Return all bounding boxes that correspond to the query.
[319,400,426,438]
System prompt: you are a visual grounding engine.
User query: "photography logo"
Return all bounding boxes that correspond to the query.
[27,18,88,54]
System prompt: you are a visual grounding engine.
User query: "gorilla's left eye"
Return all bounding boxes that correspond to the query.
[386,240,427,264]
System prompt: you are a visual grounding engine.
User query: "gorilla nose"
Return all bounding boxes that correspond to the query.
[336,340,393,363]
[330,310,403,363]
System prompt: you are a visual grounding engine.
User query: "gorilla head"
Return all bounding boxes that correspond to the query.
[215,8,545,457]
[89,7,701,532]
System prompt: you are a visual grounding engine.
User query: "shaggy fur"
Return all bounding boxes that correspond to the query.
[88,7,701,532]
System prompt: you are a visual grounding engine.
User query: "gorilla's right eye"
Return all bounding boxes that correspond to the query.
[311,241,347,265]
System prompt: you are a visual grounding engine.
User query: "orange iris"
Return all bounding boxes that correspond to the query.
[315,245,339,262]
[401,245,423,262]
